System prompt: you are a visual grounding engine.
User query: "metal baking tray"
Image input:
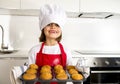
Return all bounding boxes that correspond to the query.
[20,68,86,84]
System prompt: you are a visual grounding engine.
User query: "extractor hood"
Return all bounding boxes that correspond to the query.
[66,12,120,19]
[0,8,120,19]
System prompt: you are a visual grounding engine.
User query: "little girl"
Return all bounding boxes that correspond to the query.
[28,4,90,84]
[28,4,73,84]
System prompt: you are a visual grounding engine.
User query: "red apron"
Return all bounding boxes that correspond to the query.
[35,42,67,84]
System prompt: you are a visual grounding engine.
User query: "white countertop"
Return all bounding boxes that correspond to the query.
[72,50,120,58]
[1,50,120,58]
[0,50,28,58]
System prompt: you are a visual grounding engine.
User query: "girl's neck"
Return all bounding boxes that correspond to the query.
[45,40,58,46]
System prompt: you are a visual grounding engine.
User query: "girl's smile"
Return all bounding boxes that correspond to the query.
[44,23,62,40]
[49,30,58,34]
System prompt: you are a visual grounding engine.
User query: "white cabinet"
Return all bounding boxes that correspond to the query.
[0,0,20,9]
[0,57,27,84]
[0,58,11,84]
[80,0,120,13]
[21,0,80,12]
[46,0,80,12]
[0,0,80,14]
[20,0,47,9]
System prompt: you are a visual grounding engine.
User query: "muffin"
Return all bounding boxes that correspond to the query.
[41,65,51,70]
[71,73,83,80]
[26,68,37,74]
[23,73,36,80]
[40,67,51,73]
[40,73,52,80]
[29,64,38,70]
[56,73,68,80]
[54,64,63,70]
[67,65,75,70]
[68,69,78,75]
[55,68,65,74]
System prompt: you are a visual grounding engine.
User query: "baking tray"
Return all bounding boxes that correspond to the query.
[20,68,86,84]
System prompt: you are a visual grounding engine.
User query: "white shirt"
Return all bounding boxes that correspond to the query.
[28,43,73,65]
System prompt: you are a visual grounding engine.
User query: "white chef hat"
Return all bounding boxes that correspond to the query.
[39,4,67,30]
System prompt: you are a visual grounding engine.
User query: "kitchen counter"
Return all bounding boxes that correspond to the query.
[72,50,120,57]
[1,50,120,59]
[0,50,28,58]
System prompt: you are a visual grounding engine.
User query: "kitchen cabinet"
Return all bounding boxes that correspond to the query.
[21,0,80,12]
[80,0,120,13]
[46,0,80,12]
[0,0,80,16]
[0,0,20,9]
[0,58,11,84]
[20,0,46,9]
[0,57,27,84]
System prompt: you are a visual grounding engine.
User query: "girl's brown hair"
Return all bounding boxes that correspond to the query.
[39,29,62,42]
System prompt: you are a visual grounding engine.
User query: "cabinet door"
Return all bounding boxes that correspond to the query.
[80,0,120,13]
[0,0,20,9]
[0,58,27,84]
[21,0,80,12]
[0,58,11,84]
[46,0,80,12]
[20,0,47,9]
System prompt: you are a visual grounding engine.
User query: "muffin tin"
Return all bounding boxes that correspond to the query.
[20,68,86,84]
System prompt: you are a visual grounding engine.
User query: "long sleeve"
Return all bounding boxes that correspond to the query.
[64,48,73,65]
[28,44,41,65]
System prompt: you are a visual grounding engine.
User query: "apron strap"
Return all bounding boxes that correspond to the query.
[58,43,67,67]
[35,42,44,66]
[39,42,44,53]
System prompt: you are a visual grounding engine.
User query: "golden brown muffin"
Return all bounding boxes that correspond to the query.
[23,73,36,80]
[68,69,78,75]
[26,69,37,74]
[67,65,75,70]
[40,73,52,80]
[41,65,51,70]
[29,64,38,70]
[54,64,63,70]
[40,67,52,73]
[55,68,65,74]
[71,73,83,80]
[56,73,68,80]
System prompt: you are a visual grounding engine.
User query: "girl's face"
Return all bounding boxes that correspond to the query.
[44,23,62,40]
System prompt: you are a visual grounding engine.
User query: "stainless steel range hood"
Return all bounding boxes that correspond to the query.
[0,8,120,19]
[66,12,120,19]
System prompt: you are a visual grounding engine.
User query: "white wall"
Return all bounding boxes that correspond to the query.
[63,18,120,52]
[1,15,120,52]
[9,16,40,50]
[0,15,40,51]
